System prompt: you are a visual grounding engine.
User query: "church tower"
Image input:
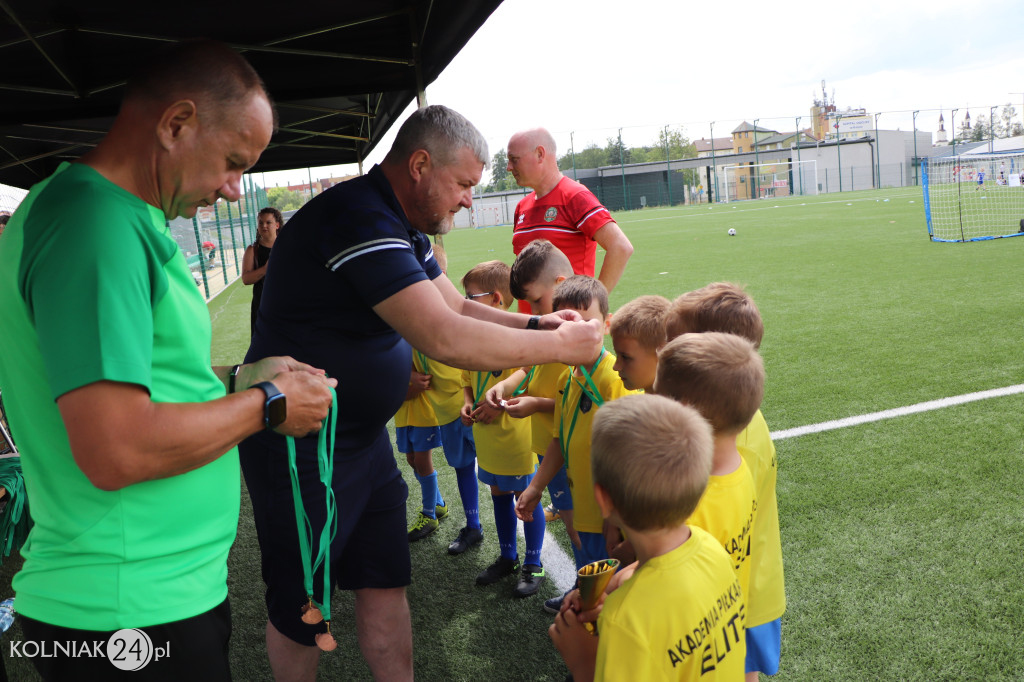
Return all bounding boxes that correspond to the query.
[936,112,948,144]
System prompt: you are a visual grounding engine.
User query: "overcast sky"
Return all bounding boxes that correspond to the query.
[264,0,1024,187]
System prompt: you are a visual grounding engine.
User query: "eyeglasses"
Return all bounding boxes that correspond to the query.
[465,291,494,300]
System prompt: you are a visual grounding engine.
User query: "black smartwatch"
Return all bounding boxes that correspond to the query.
[526,315,541,330]
[252,381,287,429]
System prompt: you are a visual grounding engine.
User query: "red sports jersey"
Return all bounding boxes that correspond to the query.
[511,176,612,277]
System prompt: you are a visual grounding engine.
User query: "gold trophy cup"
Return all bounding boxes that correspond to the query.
[576,558,619,634]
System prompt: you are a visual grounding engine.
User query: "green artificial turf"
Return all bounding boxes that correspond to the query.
[2,186,1022,680]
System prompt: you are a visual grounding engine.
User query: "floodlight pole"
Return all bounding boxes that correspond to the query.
[835,113,842,192]
[618,128,627,211]
[795,116,803,195]
[912,110,920,186]
[753,118,760,199]
[570,131,577,181]
[710,121,718,204]
[664,125,673,206]
[874,112,880,189]
[990,105,997,152]
[951,109,958,157]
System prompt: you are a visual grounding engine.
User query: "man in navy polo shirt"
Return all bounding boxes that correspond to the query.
[241,105,604,681]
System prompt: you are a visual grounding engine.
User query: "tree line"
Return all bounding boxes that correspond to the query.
[481,127,698,193]
[955,104,1024,143]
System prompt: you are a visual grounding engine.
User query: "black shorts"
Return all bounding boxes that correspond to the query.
[239,427,410,646]
[18,599,231,681]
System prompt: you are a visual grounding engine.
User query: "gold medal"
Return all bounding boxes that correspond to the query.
[315,622,337,651]
[300,598,324,624]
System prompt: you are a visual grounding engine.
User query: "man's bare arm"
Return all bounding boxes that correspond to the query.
[59,367,335,491]
[593,221,634,293]
[373,280,602,370]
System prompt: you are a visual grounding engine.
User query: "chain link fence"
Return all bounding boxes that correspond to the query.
[1,178,270,301]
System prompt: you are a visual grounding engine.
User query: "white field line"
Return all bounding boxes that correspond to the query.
[516,525,579,594]
[771,384,1024,441]
[536,382,1024,591]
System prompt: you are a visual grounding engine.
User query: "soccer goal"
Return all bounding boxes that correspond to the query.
[922,153,1024,242]
[722,159,818,203]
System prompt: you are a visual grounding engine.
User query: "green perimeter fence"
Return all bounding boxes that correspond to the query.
[1,176,271,302]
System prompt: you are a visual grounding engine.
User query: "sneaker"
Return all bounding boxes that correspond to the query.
[544,504,561,522]
[514,564,546,598]
[475,556,520,586]
[448,526,483,555]
[544,588,573,614]
[435,502,449,521]
[407,512,439,542]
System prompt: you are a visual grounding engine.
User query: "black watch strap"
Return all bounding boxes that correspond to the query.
[527,315,541,330]
[229,364,242,393]
[252,381,287,429]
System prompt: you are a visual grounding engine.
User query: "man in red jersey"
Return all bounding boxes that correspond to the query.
[507,127,633,312]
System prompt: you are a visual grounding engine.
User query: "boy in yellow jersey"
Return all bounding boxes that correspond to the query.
[549,394,746,681]
[490,239,576,528]
[665,282,784,680]
[602,294,671,564]
[654,332,762,607]
[516,276,634,599]
[609,295,670,393]
[394,358,449,541]
[395,244,483,551]
[460,261,547,597]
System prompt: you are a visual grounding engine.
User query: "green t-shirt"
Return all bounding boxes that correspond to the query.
[0,163,239,629]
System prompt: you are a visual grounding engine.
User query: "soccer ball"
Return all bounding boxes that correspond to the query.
[728,228,736,236]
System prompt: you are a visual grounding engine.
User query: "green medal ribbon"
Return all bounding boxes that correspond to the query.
[558,349,606,461]
[285,384,338,625]
[415,349,429,376]
[472,370,491,409]
[510,366,535,398]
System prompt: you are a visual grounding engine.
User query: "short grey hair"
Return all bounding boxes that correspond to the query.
[386,105,490,169]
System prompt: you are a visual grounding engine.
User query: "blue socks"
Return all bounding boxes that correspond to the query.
[523,502,545,568]
[415,471,440,519]
[492,494,518,560]
[455,465,481,529]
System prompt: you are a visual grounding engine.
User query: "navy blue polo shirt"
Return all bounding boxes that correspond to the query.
[245,165,442,449]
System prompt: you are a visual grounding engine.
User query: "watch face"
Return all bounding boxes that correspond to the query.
[266,394,287,428]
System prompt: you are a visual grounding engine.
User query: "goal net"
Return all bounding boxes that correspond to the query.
[922,153,1024,242]
[722,159,818,202]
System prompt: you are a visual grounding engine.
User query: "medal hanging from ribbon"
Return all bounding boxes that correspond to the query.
[559,350,606,461]
[286,385,339,651]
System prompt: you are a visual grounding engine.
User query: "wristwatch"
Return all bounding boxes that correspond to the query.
[526,315,541,330]
[252,381,287,429]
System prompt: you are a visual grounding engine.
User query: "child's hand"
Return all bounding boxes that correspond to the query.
[483,383,506,410]
[549,606,598,681]
[460,403,474,426]
[515,487,541,521]
[503,396,539,418]
[405,371,431,400]
[609,538,636,567]
[602,520,623,556]
[470,402,501,425]
[605,560,638,594]
[563,588,604,624]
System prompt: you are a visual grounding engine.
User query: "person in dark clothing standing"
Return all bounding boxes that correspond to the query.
[242,206,282,335]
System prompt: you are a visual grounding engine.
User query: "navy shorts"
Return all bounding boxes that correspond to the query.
[239,427,410,646]
[438,418,476,469]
